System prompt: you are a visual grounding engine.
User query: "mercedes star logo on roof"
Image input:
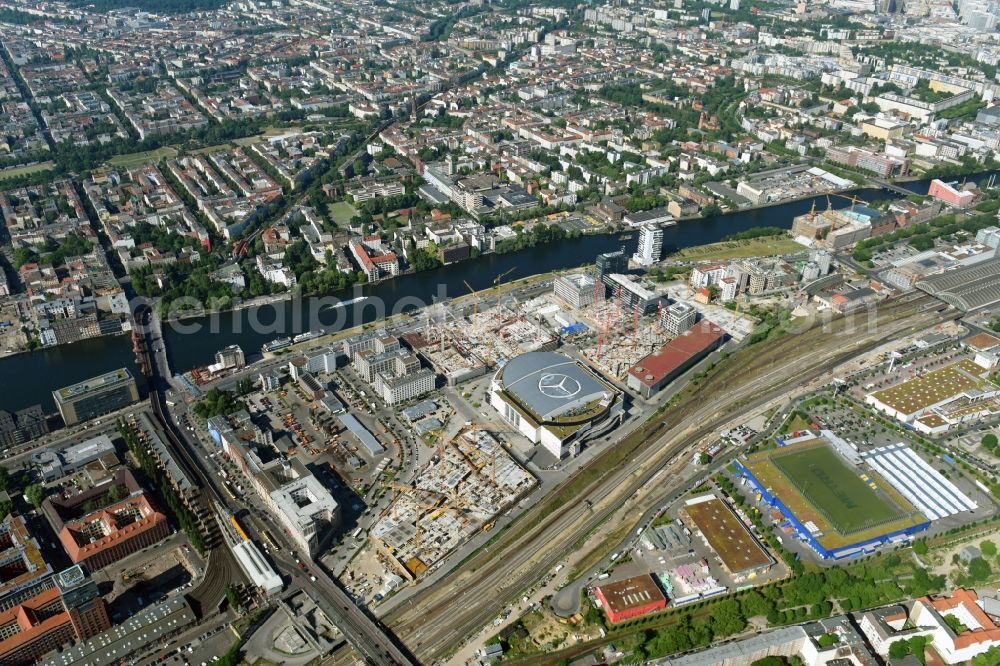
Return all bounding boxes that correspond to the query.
[538,373,582,399]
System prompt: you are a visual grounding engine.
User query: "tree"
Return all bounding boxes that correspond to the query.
[0,467,11,492]
[982,433,998,450]
[913,539,928,556]
[225,583,241,611]
[982,540,998,558]
[24,484,47,507]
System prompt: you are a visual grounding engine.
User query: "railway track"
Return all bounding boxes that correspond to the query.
[327,295,951,664]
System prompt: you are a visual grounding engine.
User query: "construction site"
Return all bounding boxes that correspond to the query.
[404,300,558,385]
[366,426,537,582]
[576,296,673,381]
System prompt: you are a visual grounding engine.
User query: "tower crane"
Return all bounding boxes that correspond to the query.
[463,279,481,316]
[494,267,517,289]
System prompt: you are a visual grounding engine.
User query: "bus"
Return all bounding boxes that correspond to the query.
[260,529,278,551]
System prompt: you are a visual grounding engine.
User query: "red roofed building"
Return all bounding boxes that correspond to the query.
[627,320,726,398]
[0,565,110,664]
[594,574,666,624]
[349,238,399,282]
[910,589,1000,663]
[859,589,1000,664]
[41,469,170,572]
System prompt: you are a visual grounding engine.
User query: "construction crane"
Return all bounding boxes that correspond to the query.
[494,267,517,289]
[463,279,481,316]
[830,192,870,212]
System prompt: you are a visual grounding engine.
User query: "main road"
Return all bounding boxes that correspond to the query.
[327,293,953,664]
[135,305,418,666]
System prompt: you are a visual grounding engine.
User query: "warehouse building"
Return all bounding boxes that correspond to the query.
[490,351,623,459]
[627,321,726,398]
[42,596,196,666]
[594,574,667,624]
[865,358,1000,430]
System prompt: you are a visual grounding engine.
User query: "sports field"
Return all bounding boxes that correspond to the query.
[771,444,902,533]
[327,201,358,226]
[745,439,925,550]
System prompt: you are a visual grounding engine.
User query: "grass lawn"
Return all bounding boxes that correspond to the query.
[108,146,178,168]
[782,412,813,435]
[669,235,805,261]
[328,201,358,226]
[771,444,904,533]
[0,161,54,181]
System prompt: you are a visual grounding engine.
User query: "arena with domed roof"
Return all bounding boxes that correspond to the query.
[490,351,623,459]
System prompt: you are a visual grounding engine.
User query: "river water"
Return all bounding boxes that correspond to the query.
[1,171,991,413]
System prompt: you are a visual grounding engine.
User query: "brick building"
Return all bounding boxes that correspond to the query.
[42,469,170,571]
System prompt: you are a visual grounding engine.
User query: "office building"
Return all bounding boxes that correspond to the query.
[595,249,628,286]
[53,369,139,426]
[633,223,664,267]
[378,368,436,406]
[553,273,598,308]
[811,248,832,275]
[43,471,170,572]
[0,406,48,449]
[0,565,110,665]
[662,302,697,336]
[603,273,663,315]
[270,475,340,557]
[213,345,245,370]
[31,435,117,482]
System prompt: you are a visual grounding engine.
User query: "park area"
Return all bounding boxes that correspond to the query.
[108,147,178,168]
[0,161,54,181]
[746,439,925,549]
[669,234,803,262]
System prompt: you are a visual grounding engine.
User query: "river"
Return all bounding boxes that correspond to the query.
[1,171,993,414]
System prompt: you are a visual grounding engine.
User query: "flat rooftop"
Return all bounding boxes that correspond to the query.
[270,475,338,533]
[628,320,725,388]
[869,359,994,416]
[42,596,195,666]
[684,495,771,575]
[596,574,666,614]
[55,368,132,402]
